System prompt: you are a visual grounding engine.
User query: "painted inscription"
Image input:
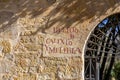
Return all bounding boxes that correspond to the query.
[43,27,81,57]
[44,38,81,53]
[53,27,79,33]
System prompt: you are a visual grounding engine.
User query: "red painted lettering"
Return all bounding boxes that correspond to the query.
[53,27,79,33]
[46,38,53,44]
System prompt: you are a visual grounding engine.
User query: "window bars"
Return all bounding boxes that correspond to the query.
[85,14,120,80]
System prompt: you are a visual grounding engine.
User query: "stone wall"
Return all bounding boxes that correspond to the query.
[0,0,120,80]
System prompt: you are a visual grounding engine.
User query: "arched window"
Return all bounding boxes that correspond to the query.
[84,13,120,80]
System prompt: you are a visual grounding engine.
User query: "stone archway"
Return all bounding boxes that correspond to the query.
[84,13,120,80]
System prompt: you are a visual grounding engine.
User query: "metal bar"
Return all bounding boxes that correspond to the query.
[97,29,116,43]
[85,61,90,74]
[90,58,92,80]
[91,33,118,50]
[99,21,120,45]
[96,62,100,80]
[86,48,114,54]
[88,41,115,51]
[85,55,120,58]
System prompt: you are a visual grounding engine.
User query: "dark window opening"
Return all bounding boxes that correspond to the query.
[84,13,120,80]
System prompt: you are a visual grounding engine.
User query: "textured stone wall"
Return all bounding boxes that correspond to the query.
[0,0,120,80]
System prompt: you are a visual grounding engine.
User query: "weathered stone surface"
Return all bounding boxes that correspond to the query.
[0,40,11,54]
[0,0,119,80]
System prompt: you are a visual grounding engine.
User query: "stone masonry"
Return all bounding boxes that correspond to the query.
[0,0,120,80]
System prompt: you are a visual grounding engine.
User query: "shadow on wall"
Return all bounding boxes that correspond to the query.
[0,0,119,34]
